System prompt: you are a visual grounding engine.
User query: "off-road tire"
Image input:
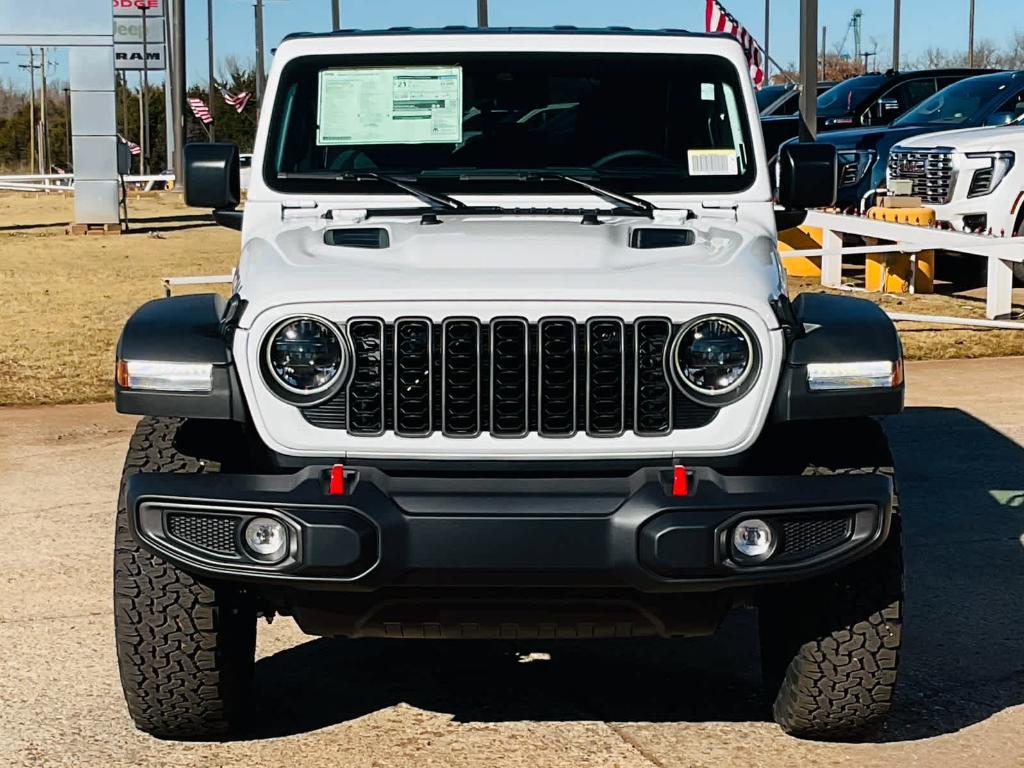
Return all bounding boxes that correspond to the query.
[114,417,256,740]
[759,418,903,741]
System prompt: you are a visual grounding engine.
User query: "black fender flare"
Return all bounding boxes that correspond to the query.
[772,293,905,422]
[115,293,246,420]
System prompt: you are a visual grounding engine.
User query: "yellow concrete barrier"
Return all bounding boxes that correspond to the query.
[865,206,936,293]
[778,226,823,277]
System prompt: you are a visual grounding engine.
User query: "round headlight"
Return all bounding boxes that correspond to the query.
[670,316,755,399]
[264,316,347,397]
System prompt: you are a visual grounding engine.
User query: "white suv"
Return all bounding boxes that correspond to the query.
[888,119,1024,278]
[111,27,906,741]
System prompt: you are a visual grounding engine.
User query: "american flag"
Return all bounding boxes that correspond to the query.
[187,97,213,125]
[127,140,142,156]
[705,0,766,89]
[216,84,252,114]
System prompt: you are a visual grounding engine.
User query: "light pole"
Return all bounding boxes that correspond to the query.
[170,0,187,180]
[798,0,818,141]
[968,0,976,67]
[763,0,771,81]
[331,0,340,30]
[892,0,901,72]
[63,86,71,169]
[477,0,488,28]
[208,0,216,141]
[255,0,266,108]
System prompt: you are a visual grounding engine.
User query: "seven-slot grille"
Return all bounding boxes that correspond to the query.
[887,149,954,204]
[301,317,718,437]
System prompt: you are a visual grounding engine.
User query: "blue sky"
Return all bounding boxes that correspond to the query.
[0,0,1020,88]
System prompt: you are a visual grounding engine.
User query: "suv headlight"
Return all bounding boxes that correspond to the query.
[837,150,876,188]
[967,151,1015,198]
[261,316,349,404]
[668,316,759,406]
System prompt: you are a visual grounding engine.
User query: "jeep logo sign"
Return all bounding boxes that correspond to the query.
[114,44,166,70]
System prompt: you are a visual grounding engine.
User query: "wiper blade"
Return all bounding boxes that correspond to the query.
[276,170,466,211]
[435,170,656,217]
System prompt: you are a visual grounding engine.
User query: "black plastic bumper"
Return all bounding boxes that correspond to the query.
[126,464,894,594]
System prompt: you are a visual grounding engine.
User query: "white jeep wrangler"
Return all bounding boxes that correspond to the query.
[113,27,905,741]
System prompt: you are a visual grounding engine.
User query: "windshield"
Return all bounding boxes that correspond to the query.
[893,75,1011,127]
[265,52,757,196]
[817,75,886,117]
[757,85,789,112]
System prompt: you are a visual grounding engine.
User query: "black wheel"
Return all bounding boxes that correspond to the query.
[114,417,256,740]
[758,419,903,740]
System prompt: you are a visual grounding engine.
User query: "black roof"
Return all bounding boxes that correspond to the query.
[282,26,708,43]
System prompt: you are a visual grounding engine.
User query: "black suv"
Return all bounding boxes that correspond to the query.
[762,68,990,158]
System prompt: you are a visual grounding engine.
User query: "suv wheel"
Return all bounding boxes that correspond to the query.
[758,419,903,740]
[114,417,256,740]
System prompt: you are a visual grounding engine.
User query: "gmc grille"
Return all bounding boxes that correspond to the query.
[887,149,954,205]
[302,317,718,437]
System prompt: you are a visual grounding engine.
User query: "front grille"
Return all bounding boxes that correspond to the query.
[303,317,719,437]
[166,513,239,554]
[779,516,852,558]
[887,150,954,204]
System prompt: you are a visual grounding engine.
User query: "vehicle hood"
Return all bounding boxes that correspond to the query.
[891,123,1024,153]
[235,213,783,327]
[805,125,935,153]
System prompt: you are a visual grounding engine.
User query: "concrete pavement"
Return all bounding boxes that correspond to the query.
[1,358,1022,767]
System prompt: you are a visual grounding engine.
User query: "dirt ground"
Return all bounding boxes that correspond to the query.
[0,357,1021,768]
[1,191,1023,407]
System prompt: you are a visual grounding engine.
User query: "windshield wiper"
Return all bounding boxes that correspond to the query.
[437,170,656,217]
[277,170,466,211]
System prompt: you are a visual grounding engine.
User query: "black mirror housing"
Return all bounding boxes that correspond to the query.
[183,143,240,210]
[777,143,837,210]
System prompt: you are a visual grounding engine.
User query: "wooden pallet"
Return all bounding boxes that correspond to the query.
[66,222,123,236]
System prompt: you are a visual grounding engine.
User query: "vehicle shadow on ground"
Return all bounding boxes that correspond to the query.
[244,406,1023,744]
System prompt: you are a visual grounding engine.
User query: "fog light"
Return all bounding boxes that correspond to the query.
[243,517,288,562]
[732,519,774,561]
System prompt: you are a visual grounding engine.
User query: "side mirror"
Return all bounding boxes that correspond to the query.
[183,142,240,210]
[875,97,900,122]
[777,143,837,210]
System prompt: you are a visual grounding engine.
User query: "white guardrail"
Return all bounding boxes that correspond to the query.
[787,210,1024,322]
[0,173,174,192]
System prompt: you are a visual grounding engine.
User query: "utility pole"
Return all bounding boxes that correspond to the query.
[26,48,36,173]
[170,0,186,183]
[39,48,50,175]
[892,0,901,72]
[120,71,129,144]
[763,0,771,81]
[141,8,150,174]
[331,0,340,30]
[477,0,488,27]
[63,87,72,170]
[968,0,976,67]
[255,0,266,108]
[798,0,818,141]
[820,26,827,82]
[208,0,216,141]
[138,73,145,174]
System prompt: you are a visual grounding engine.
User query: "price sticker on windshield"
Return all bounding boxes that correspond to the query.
[687,149,739,176]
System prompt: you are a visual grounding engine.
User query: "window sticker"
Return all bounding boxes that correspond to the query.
[701,82,716,101]
[316,66,463,146]
[688,149,740,176]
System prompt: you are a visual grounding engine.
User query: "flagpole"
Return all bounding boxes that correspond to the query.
[207,0,216,141]
[763,0,770,81]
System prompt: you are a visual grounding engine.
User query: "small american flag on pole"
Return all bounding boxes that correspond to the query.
[187,97,214,124]
[705,0,766,89]
[127,140,142,156]
[217,84,253,114]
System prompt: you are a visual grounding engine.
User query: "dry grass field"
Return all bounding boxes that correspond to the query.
[0,190,1022,406]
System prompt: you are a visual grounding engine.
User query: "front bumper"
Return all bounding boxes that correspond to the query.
[126,464,894,594]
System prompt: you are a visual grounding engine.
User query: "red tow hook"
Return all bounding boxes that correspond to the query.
[328,464,346,495]
[672,466,689,497]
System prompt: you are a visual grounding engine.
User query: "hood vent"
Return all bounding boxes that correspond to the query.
[629,228,695,249]
[324,228,390,249]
